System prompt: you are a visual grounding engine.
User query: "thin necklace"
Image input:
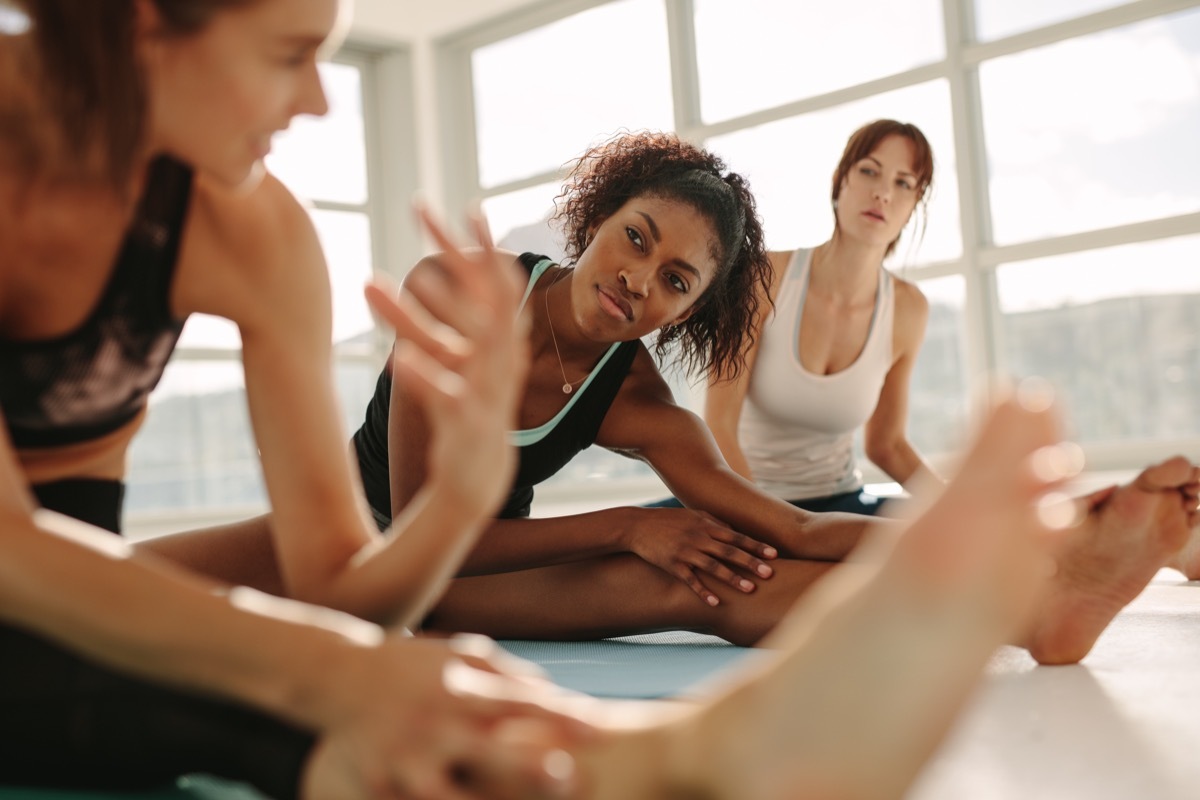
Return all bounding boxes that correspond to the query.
[544,268,587,395]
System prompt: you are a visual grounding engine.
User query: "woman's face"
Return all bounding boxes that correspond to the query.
[142,0,342,188]
[570,194,720,343]
[835,133,921,250]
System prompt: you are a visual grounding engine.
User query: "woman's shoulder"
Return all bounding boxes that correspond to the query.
[887,274,930,353]
[191,170,315,260]
[176,170,326,324]
[890,273,929,317]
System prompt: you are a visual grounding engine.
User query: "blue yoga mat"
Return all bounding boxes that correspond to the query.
[498,630,757,699]
[0,632,756,799]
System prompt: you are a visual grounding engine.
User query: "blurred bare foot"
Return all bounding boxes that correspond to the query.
[637,392,1071,800]
[1023,457,1200,665]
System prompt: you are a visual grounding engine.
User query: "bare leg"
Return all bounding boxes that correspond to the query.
[424,555,838,647]
[1021,456,1200,664]
[134,514,286,595]
[558,392,1071,800]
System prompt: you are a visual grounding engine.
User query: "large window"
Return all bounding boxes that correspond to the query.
[125,48,412,529]
[441,0,1200,507]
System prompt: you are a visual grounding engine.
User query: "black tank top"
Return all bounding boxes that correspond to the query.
[0,156,192,451]
[353,252,640,521]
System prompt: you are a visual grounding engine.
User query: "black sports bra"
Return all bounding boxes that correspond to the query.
[0,156,193,449]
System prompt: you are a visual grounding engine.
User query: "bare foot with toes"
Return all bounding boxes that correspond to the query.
[1023,456,1200,665]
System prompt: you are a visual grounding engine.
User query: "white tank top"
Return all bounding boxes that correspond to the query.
[737,248,895,500]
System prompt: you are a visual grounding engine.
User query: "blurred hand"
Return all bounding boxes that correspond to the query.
[364,205,530,521]
[302,634,592,800]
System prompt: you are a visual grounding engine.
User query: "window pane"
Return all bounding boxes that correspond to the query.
[996,235,1200,444]
[126,362,263,514]
[482,181,565,262]
[177,314,242,350]
[706,80,961,264]
[127,359,381,515]
[266,61,368,205]
[974,0,1127,41]
[312,209,374,346]
[909,275,969,454]
[694,0,945,124]
[472,0,673,188]
[981,8,1200,245]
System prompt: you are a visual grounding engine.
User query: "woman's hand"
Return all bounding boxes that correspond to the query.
[620,508,777,607]
[302,634,592,800]
[364,205,529,522]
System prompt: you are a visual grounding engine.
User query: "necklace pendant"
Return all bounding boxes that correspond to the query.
[563,383,574,394]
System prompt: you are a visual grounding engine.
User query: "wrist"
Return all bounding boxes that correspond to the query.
[612,506,646,553]
[223,587,385,731]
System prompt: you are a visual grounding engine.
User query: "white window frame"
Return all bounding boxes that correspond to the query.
[437,0,1200,502]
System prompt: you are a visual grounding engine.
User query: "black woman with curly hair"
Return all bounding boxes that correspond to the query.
[346,130,886,645]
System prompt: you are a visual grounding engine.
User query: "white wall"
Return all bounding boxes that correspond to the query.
[348,0,546,221]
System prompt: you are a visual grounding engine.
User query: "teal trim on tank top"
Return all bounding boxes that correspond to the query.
[510,257,621,447]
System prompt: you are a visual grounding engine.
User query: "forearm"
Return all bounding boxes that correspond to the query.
[708,428,754,483]
[670,466,880,561]
[1,509,380,732]
[457,507,641,576]
[310,480,495,629]
[872,441,941,495]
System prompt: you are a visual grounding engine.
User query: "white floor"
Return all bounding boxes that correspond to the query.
[911,569,1200,800]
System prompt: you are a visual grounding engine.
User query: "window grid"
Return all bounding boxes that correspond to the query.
[439,0,1200,480]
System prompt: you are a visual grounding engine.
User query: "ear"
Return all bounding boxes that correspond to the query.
[668,303,700,327]
[583,215,607,249]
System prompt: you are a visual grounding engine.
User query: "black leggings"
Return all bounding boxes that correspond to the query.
[0,626,313,798]
[8,480,315,798]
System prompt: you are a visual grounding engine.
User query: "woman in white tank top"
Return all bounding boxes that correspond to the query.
[704,120,942,516]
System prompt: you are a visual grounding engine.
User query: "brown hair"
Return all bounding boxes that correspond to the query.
[12,0,252,188]
[554,131,772,382]
[830,119,934,259]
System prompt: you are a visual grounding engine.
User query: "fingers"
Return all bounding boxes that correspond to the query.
[703,528,776,577]
[452,736,578,800]
[391,340,467,412]
[682,552,757,596]
[413,204,518,313]
[442,662,596,743]
[365,280,470,371]
[675,566,721,607]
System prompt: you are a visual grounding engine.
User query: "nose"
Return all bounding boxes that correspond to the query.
[873,179,891,205]
[297,61,330,118]
[619,264,649,298]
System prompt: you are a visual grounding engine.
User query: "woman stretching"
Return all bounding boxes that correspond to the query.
[6,2,1197,797]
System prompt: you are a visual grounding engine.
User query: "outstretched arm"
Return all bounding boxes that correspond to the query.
[863,279,940,493]
[600,357,881,563]
[198,174,527,629]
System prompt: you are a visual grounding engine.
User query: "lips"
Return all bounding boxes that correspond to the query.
[597,285,634,322]
[862,209,886,222]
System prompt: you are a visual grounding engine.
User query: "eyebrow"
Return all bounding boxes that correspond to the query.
[636,211,704,282]
[278,34,328,50]
[865,155,916,179]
